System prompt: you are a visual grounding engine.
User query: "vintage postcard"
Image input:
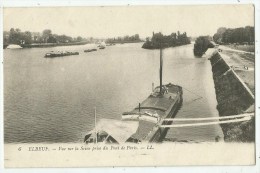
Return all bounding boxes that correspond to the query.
[1,3,259,169]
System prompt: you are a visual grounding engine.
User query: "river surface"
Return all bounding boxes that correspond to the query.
[4,43,223,143]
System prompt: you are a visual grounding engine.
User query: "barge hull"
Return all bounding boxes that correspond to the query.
[124,84,183,143]
[146,87,183,142]
[148,94,182,142]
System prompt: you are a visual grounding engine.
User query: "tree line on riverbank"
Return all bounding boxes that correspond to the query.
[193,26,255,57]
[3,28,88,46]
[213,26,254,44]
[142,31,191,49]
[106,34,142,44]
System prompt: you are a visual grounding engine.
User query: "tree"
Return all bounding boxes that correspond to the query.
[76,36,83,42]
[8,28,22,44]
[213,26,254,44]
[124,35,129,41]
[193,36,214,57]
[23,31,32,44]
[42,29,52,43]
[3,31,9,45]
[151,32,164,48]
[177,31,180,37]
[142,31,190,49]
[213,27,227,44]
[15,28,21,33]
[47,35,57,43]
[134,34,140,41]
[55,34,72,43]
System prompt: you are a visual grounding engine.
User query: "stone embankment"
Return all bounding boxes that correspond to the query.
[207,49,255,142]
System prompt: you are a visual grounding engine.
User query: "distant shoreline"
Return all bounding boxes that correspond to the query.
[106,40,144,44]
[3,41,145,49]
[4,41,89,49]
[142,42,191,50]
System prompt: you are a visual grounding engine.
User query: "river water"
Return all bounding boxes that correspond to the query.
[4,43,223,143]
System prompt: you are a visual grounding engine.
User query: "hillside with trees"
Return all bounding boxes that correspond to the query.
[142,31,190,49]
[213,26,254,44]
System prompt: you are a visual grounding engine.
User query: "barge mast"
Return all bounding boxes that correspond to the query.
[159,47,163,95]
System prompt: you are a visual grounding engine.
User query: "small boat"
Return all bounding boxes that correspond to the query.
[44,51,79,58]
[106,43,115,46]
[6,44,22,49]
[84,119,139,144]
[98,42,106,49]
[84,49,97,53]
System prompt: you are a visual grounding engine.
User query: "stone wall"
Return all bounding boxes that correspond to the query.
[209,51,255,142]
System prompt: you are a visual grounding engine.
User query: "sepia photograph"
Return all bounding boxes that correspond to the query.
[1,3,259,169]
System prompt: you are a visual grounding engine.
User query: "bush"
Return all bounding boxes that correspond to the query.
[193,36,214,57]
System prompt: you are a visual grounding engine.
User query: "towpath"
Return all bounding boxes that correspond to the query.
[218,48,255,94]
[218,45,254,55]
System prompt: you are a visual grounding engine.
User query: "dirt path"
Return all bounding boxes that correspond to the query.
[219,45,254,55]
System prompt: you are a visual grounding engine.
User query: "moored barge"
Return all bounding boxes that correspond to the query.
[44,51,79,58]
[84,47,182,144]
[122,83,182,143]
[84,48,97,53]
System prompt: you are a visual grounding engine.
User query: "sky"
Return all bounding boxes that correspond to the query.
[3,5,254,38]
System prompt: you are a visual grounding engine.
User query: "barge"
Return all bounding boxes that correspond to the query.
[84,49,97,53]
[97,42,106,49]
[84,48,182,144]
[99,46,105,49]
[44,51,79,58]
[122,83,182,143]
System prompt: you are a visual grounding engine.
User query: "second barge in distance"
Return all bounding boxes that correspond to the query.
[44,51,79,58]
[84,48,97,53]
[84,48,183,144]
